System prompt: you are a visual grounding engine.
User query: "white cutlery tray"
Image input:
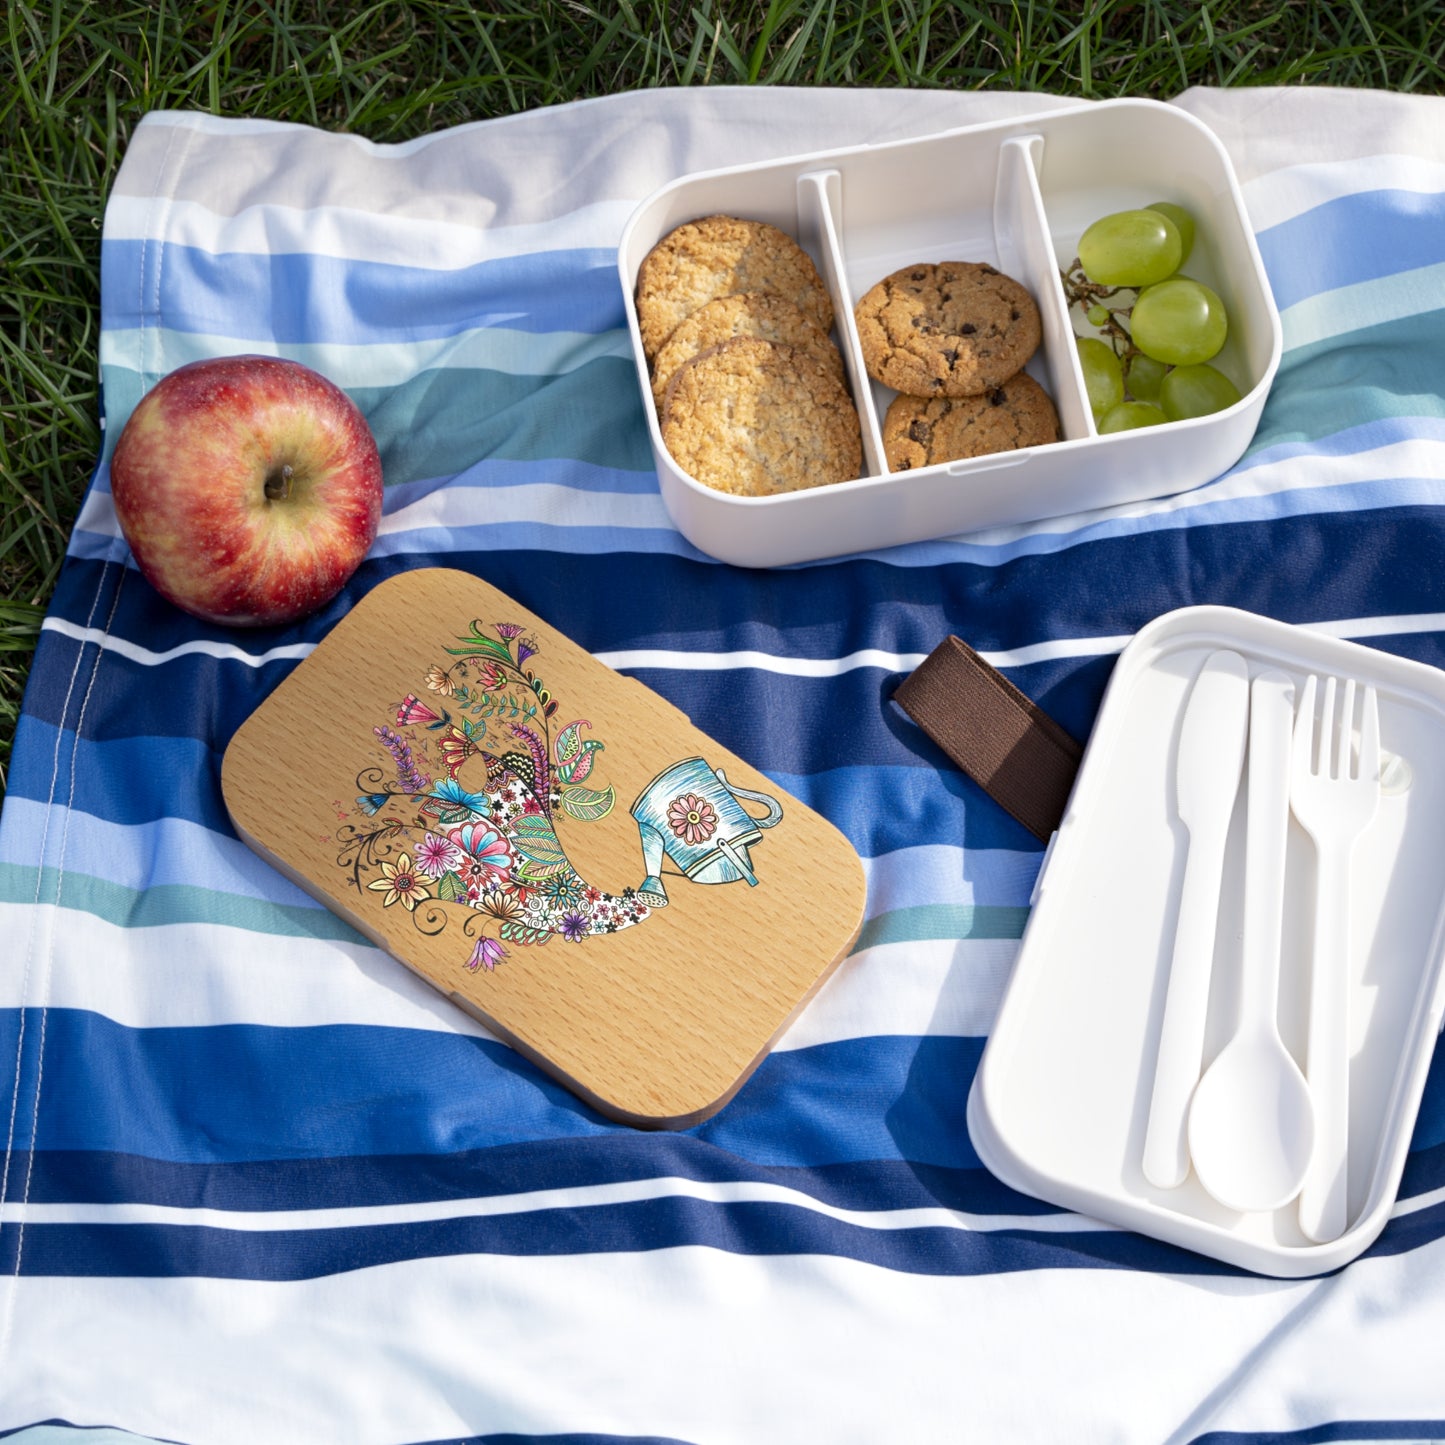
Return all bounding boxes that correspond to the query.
[618,99,1282,567]
[967,606,1445,1276]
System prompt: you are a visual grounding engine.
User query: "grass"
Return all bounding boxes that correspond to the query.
[3,0,1444,797]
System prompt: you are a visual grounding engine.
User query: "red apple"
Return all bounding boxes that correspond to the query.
[110,354,384,627]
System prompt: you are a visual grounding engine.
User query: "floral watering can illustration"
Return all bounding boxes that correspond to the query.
[337,618,787,976]
[631,756,783,907]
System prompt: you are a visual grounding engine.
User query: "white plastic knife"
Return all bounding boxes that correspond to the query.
[1142,649,1252,1189]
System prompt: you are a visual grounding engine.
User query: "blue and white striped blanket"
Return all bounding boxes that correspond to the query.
[3,85,1443,1443]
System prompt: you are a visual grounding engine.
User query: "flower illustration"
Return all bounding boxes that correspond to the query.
[667,793,718,846]
[477,887,526,924]
[465,936,507,973]
[374,725,431,795]
[366,854,431,911]
[449,823,514,889]
[475,661,508,690]
[424,665,458,697]
[541,872,584,910]
[413,831,461,879]
[396,693,443,727]
[559,912,589,942]
[495,622,525,640]
[437,726,479,778]
[517,636,539,665]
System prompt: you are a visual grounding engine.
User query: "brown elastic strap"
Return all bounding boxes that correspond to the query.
[893,635,1083,843]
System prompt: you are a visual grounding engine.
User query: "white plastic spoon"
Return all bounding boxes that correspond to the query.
[1188,668,1316,1213]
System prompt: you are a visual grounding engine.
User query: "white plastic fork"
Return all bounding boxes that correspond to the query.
[1290,674,1381,1243]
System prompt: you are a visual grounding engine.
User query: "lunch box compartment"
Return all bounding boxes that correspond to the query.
[618,99,1282,568]
[967,607,1445,1277]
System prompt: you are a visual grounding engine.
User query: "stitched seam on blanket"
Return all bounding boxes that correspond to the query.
[0,114,191,1380]
[8,569,129,1277]
[0,566,120,1377]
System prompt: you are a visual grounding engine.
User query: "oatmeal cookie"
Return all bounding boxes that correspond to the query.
[882,373,1059,471]
[650,291,844,410]
[660,336,861,497]
[636,215,835,360]
[854,261,1041,397]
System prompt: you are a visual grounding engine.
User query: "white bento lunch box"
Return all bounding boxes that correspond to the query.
[618,98,1282,568]
[968,607,1445,1277]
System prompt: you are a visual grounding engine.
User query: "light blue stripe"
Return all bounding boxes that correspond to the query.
[860,843,1040,911]
[369,521,705,562]
[0,798,1039,919]
[1255,185,1445,311]
[100,321,635,389]
[100,238,624,343]
[383,457,669,502]
[0,1429,173,1445]
[0,796,319,907]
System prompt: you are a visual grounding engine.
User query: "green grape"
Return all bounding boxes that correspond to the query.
[1076,337,1124,419]
[1086,304,1111,327]
[1146,202,1195,264]
[1160,363,1242,420]
[1098,401,1168,433]
[1125,353,1168,404]
[1130,277,1228,366]
[1077,209,1183,288]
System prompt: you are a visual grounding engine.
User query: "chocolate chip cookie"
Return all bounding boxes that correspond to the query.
[882,373,1059,471]
[660,336,861,497]
[650,291,844,410]
[854,262,1041,397]
[636,216,835,361]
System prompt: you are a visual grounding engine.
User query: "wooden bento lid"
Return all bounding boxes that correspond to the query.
[221,567,866,1127]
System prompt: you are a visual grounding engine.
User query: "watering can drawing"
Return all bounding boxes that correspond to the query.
[631,756,783,907]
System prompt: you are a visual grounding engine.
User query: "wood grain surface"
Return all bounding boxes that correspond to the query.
[222,567,866,1127]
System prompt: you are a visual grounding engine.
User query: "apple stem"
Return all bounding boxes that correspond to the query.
[264,463,294,502]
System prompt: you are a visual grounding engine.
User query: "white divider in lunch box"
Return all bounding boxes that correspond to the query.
[618,99,1283,568]
[967,607,1445,1278]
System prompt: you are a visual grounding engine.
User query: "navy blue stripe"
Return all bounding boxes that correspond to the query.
[1401,1136,1445,1195]
[43,508,1445,698]
[6,1189,1440,1286]
[0,1426,686,1445]
[418,1436,696,1445]
[1191,1422,1445,1445]
[1255,186,1445,312]
[424,1437,695,1445]
[0,1198,1240,1281]
[1356,1195,1445,1264]
[16,1146,1054,1217]
[100,240,625,342]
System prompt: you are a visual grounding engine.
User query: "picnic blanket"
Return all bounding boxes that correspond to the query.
[3,84,1445,1443]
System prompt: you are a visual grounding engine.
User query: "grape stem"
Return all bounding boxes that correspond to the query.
[1061,258,1139,363]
